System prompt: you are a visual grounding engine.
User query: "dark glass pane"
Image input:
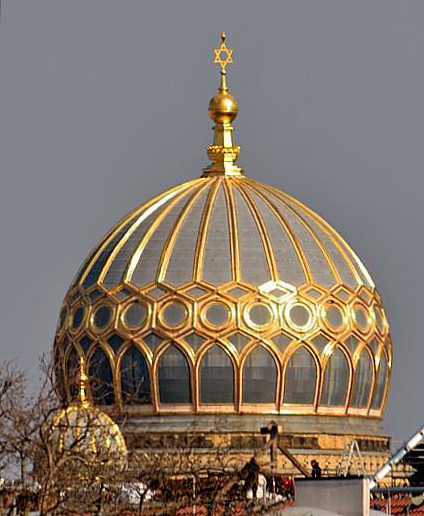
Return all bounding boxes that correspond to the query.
[66,346,80,401]
[107,334,125,353]
[283,347,316,404]
[79,336,92,354]
[120,346,151,404]
[351,351,373,408]
[93,305,111,329]
[372,353,388,410]
[320,348,349,406]
[200,346,234,404]
[88,347,115,405]
[158,345,191,404]
[243,347,276,403]
[83,219,135,288]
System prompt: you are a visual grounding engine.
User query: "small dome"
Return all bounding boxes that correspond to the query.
[50,403,127,464]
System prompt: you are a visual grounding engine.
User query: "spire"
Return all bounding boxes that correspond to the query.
[78,356,89,408]
[203,32,243,177]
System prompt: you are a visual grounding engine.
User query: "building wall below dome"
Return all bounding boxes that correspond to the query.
[120,414,390,479]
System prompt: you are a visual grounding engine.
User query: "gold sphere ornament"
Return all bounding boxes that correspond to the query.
[209,92,238,124]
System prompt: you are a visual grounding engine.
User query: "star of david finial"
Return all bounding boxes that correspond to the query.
[214,31,233,72]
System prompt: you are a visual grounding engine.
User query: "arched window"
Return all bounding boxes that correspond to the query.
[200,346,234,404]
[283,347,317,404]
[371,352,388,410]
[242,346,277,404]
[120,346,151,405]
[66,345,80,401]
[350,350,373,408]
[157,345,191,404]
[320,348,349,406]
[88,347,115,405]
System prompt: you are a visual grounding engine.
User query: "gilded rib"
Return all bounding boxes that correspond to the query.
[156,181,211,283]
[258,182,342,285]
[193,178,221,282]
[222,179,241,282]
[124,183,202,283]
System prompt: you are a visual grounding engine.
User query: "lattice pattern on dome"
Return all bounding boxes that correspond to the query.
[54,175,392,418]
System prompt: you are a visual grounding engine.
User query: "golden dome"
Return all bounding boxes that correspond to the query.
[50,359,127,463]
[53,34,391,423]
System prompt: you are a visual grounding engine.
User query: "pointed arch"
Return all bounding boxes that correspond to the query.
[88,347,115,405]
[320,347,350,406]
[350,348,373,408]
[120,346,151,405]
[283,346,317,404]
[200,345,234,404]
[242,345,277,404]
[157,345,192,404]
[371,351,388,410]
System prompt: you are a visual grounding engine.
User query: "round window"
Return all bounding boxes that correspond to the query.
[123,302,147,329]
[93,305,112,330]
[286,303,313,331]
[247,303,272,328]
[323,303,344,331]
[204,303,230,328]
[72,306,85,330]
[354,305,370,332]
[161,301,187,328]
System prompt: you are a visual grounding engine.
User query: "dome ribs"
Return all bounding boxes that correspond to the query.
[156,181,211,285]
[232,185,271,286]
[222,179,241,283]
[100,185,197,288]
[255,181,341,287]
[124,182,202,285]
[277,187,373,290]
[192,178,221,283]
[279,191,364,289]
[202,181,233,285]
[77,180,198,289]
[242,180,309,286]
[236,182,279,283]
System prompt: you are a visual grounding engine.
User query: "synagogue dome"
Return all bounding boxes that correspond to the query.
[53,33,391,427]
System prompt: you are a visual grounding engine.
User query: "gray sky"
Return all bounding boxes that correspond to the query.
[1,0,423,442]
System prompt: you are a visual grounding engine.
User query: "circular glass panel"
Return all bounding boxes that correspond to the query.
[248,303,272,327]
[162,302,187,328]
[324,304,344,330]
[72,306,85,330]
[204,303,229,328]
[354,305,370,332]
[123,302,147,329]
[287,303,312,330]
[374,306,384,333]
[93,305,112,329]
